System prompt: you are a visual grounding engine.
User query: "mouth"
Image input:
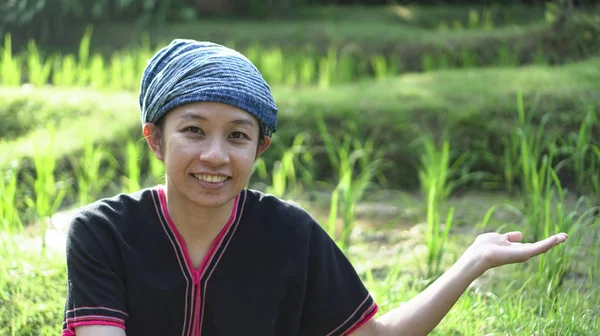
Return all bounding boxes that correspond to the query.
[192,173,229,183]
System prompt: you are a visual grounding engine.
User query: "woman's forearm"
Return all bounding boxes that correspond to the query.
[374,251,485,336]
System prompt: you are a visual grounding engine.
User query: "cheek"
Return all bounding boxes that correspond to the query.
[233,148,259,170]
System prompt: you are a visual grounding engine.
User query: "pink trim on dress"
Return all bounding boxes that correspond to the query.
[196,193,241,336]
[198,192,246,335]
[62,320,125,336]
[66,315,125,324]
[326,294,377,336]
[66,306,128,316]
[157,187,195,275]
[156,186,242,336]
[152,188,191,336]
[342,302,379,335]
[69,321,125,329]
[157,187,239,275]
[198,196,239,278]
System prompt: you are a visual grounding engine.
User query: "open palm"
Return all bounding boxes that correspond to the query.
[468,231,569,271]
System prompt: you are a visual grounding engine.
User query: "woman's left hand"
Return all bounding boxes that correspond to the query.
[466,231,568,275]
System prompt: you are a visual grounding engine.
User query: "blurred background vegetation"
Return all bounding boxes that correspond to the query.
[1,1,600,334]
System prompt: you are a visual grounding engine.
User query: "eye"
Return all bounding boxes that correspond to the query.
[230,131,250,140]
[184,126,203,134]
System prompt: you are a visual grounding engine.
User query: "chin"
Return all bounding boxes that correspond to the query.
[189,192,237,209]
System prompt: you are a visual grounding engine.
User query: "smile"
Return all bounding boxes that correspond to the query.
[193,174,229,183]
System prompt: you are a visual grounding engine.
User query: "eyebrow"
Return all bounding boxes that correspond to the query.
[229,119,256,128]
[180,113,207,121]
[179,113,256,128]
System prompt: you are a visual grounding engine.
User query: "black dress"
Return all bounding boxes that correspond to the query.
[62,187,378,336]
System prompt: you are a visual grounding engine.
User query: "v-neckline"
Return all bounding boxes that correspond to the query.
[156,186,241,280]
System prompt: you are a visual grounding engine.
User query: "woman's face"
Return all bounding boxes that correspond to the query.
[144,102,271,210]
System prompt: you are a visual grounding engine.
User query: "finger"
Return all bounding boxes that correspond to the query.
[525,235,562,258]
[505,231,523,242]
[556,232,568,242]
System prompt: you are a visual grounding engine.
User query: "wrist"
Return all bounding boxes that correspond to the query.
[455,247,488,281]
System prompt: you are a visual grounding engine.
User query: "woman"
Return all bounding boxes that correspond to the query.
[62,40,568,336]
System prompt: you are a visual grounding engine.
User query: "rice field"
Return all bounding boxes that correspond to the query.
[1,87,599,333]
[0,28,549,91]
[1,6,600,333]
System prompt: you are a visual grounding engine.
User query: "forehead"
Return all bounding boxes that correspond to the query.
[166,102,259,126]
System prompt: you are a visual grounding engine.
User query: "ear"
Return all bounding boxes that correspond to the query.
[143,123,164,161]
[255,135,272,159]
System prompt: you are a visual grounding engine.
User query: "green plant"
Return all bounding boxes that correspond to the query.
[0,163,21,234]
[260,47,284,85]
[535,184,598,297]
[496,43,520,67]
[459,47,478,68]
[370,55,388,81]
[269,134,308,199]
[24,126,68,253]
[557,106,597,196]
[26,40,53,87]
[109,52,123,90]
[89,54,106,89]
[417,136,454,279]
[122,138,143,194]
[437,52,451,69]
[120,52,138,91]
[70,137,118,207]
[253,133,313,199]
[422,54,436,72]
[52,54,77,87]
[299,49,316,86]
[317,115,385,252]
[502,131,521,193]
[0,34,21,86]
[513,94,554,241]
[76,26,93,87]
[147,151,165,186]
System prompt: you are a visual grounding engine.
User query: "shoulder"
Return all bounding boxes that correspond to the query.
[244,189,319,230]
[67,187,156,240]
[242,189,339,251]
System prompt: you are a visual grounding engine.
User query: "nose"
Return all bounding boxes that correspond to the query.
[199,137,230,166]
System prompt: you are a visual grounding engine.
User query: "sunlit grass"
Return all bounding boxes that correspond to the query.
[1,100,599,334]
[316,115,386,252]
[0,163,21,234]
[1,35,599,333]
[70,136,119,207]
[0,239,66,336]
[1,27,564,90]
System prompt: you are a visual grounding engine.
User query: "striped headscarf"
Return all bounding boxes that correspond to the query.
[139,39,278,136]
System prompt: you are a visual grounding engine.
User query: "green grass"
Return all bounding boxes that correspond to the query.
[2,206,598,335]
[1,57,599,188]
[52,4,552,52]
[2,5,599,332]
[1,57,599,336]
[289,4,547,28]
[17,5,597,78]
[0,240,66,336]
[5,9,600,89]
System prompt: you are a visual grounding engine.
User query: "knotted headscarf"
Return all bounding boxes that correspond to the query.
[139,39,278,136]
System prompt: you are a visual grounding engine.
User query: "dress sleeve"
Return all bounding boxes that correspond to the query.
[299,221,378,336]
[62,217,129,336]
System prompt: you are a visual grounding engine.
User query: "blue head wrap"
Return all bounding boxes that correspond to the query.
[139,39,278,136]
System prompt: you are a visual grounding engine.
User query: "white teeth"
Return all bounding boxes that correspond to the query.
[194,174,227,183]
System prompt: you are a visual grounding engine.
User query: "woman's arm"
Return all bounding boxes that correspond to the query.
[350,231,568,336]
[74,325,126,336]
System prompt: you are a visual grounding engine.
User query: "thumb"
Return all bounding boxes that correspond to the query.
[505,231,523,242]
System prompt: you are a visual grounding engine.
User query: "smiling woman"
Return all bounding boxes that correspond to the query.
[62,39,568,336]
